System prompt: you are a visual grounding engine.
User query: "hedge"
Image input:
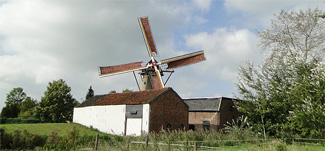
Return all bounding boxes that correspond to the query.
[0,118,41,124]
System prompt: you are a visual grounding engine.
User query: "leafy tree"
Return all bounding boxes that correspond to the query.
[0,87,26,118]
[85,86,94,100]
[258,8,325,62]
[35,79,79,122]
[5,87,26,106]
[18,97,38,118]
[122,89,133,93]
[236,8,325,138]
[109,90,117,94]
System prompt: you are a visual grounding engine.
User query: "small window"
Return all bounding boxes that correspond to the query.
[166,124,172,131]
[130,110,137,115]
[203,121,210,132]
[180,124,185,130]
[189,125,195,131]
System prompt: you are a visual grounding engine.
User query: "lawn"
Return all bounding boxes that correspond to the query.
[0,123,106,137]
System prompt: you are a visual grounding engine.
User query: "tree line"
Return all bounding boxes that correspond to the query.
[0,79,134,123]
[1,79,81,123]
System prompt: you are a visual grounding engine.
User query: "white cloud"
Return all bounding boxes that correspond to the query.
[184,27,261,82]
[192,0,212,12]
[224,0,325,27]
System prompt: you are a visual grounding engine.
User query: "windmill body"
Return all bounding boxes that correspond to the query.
[99,17,206,90]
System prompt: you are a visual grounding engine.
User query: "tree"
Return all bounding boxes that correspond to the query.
[35,79,79,122]
[258,8,325,63]
[85,86,94,100]
[236,8,325,138]
[18,97,38,118]
[122,89,133,93]
[0,87,26,118]
[5,87,26,106]
[109,90,116,94]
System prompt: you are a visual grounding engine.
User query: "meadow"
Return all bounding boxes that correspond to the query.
[1,123,324,150]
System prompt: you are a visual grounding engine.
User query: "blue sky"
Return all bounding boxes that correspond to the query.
[1,0,324,109]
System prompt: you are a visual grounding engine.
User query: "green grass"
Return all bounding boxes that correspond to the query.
[0,123,106,137]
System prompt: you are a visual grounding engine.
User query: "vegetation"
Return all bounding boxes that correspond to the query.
[85,86,94,100]
[1,123,324,150]
[34,79,79,123]
[0,88,38,119]
[0,123,121,150]
[236,8,325,139]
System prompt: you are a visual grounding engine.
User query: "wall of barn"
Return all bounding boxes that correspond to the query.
[73,105,126,135]
[149,90,188,132]
[188,112,220,131]
[218,98,243,130]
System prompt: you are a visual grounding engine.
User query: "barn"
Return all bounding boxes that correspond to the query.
[73,87,188,136]
[184,97,242,132]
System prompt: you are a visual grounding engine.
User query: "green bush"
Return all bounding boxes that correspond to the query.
[3,118,41,124]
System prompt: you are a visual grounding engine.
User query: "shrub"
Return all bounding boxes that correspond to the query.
[3,118,40,124]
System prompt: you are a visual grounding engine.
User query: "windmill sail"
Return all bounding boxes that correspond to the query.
[139,17,158,57]
[161,50,206,69]
[99,61,146,77]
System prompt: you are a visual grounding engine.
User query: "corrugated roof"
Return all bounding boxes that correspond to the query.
[184,98,222,111]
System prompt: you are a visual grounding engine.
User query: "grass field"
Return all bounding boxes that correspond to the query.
[0,122,106,137]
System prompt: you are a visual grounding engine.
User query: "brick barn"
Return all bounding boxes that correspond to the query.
[184,97,242,132]
[73,88,188,136]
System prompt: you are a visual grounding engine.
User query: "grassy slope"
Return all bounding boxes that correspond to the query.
[0,123,108,137]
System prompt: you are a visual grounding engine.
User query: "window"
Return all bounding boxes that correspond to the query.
[180,124,185,130]
[189,124,195,131]
[166,124,172,131]
[203,121,210,132]
[130,110,137,115]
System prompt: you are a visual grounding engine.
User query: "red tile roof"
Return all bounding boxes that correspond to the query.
[91,88,170,106]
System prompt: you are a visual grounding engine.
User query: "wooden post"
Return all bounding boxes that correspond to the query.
[194,141,197,151]
[94,133,99,150]
[145,135,149,151]
[127,139,130,151]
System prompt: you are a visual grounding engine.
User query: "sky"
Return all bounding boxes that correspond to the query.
[1,0,325,109]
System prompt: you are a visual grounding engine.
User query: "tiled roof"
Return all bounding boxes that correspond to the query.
[93,88,170,105]
[76,95,106,107]
[75,88,170,107]
[184,98,222,111]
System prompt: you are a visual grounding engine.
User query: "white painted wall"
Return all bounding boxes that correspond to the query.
[126,118,142,136]
[73,103,151,136]
[73,105,126,135]
[142,104,150,133]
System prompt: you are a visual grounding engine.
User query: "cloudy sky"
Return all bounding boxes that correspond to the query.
[1,0,324,109]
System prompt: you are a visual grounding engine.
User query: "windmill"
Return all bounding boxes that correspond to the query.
[99,17,206,91]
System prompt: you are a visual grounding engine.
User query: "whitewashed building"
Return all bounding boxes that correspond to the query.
[73,88,188,136]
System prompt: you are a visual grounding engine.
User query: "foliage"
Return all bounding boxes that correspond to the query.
[109,90,117,94]
[1,87,27,118]
[34,79,79,123]
[18,97,38,118]
[0,123,121,150]
[85,86,94,100]
[224,115,256,140]
[5,87,27,106]
[236,8,325,139]
[258,8,325,62]
[1,88,38,119]
[122,89,133,93]
[1,118,40,124]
